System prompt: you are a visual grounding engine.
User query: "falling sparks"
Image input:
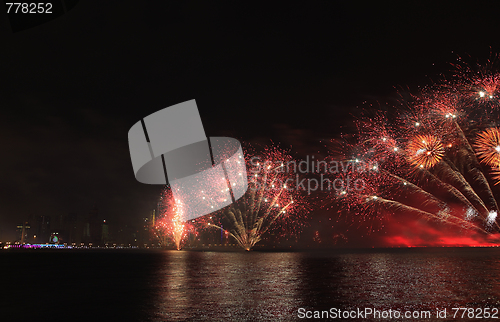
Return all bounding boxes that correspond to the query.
[465,207,478,221]
[488,211,498,226]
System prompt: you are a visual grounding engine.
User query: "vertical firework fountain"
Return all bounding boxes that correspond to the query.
[154,189,187,250]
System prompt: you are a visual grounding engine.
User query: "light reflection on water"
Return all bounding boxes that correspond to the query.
[148,249,500,321]
[2,249,500,321]
[153,252,301,321]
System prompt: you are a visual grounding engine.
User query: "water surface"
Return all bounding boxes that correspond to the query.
[1,248,499,321]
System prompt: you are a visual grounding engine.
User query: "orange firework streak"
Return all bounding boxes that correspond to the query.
[492,166,500,185]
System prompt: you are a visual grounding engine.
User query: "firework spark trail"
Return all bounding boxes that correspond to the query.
[345,165,488,233]
[366,196,485,233]
[206,147,307,250]
[493,167,500,185]
[451,121,499,212]
[415,168,479,217]
[435,158,490,216]
[330,54,500,238]
[381,171,449,214]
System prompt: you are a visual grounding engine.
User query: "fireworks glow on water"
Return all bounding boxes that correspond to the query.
[330,54,500,245]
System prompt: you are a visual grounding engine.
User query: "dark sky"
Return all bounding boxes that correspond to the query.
[1,1,500,240]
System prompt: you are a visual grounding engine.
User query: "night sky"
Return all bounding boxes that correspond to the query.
[1,1,500,241]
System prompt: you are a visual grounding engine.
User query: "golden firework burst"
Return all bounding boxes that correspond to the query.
[474,128,500,167]
[406,134,445,169]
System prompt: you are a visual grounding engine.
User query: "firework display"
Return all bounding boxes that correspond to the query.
[206,147,308,250]
[330,55,500,237]
[154,189,188,250]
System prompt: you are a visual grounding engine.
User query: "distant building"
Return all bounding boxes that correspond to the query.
[66,212,78,244]
[140,210,156,245]
[16,222,30,243]
[33,215,51,243]
[101,220,109,244]
[88,207,101,244]
[52,214,66,231]
[79,206,103,245]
